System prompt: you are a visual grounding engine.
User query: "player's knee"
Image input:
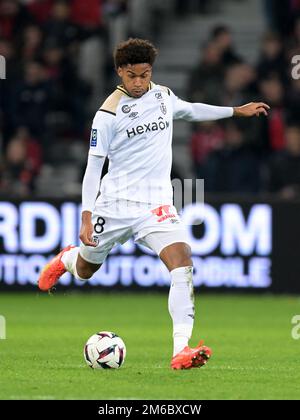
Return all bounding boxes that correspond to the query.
[177,245,193,267]
[171,246,193,270]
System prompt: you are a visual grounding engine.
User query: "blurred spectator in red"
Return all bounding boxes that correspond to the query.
[0,0,35,40]
[190,121,224,179]
[0,127,42,196]
[204,120,261,193]
[26,0,54,24]
[267,124,300,198]
[258,76,287,152]
[71,0,103,28]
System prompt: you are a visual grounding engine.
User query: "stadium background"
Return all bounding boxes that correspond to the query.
[1,0,300,293]
[1,0,300,401]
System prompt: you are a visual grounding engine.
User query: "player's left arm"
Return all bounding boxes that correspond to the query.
[170,90,270,121]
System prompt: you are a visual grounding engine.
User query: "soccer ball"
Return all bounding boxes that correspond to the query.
[83,331,126,369]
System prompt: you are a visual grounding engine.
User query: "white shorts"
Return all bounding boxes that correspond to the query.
[80,200,189,265]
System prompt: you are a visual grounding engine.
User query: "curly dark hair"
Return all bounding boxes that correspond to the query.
[114,38,158,68]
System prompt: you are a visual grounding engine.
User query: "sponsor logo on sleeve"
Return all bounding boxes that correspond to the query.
[90,129,97,147]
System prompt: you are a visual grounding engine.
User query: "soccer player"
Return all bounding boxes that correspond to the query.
[38,38,269,369]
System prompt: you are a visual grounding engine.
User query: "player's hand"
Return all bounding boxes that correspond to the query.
[80,212,97,247]
[233,102,270,117]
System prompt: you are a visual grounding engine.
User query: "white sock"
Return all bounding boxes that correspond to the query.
[61,247,87,281]
[168,266,195,356]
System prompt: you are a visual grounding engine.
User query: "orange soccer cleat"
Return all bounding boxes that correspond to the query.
[38,245,75,292]
[171,340,212,370]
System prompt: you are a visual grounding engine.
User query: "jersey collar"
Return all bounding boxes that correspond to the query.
[117,82,154,98]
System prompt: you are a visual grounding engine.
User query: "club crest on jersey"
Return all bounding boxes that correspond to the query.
[92,235,100,245]
[90,129,97,147]
[160,103,167,115]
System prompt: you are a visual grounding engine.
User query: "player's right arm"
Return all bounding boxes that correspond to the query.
[80,154,105,246]
[80,110,115,247]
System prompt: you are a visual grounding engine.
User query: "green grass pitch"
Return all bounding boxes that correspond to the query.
[0,292,300,400]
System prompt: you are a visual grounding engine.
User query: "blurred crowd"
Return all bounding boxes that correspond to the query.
[188,1,300,198]
[0,0,170,197]
[0,0,300,199]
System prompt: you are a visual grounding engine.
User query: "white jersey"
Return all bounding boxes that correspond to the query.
[89,82,233,205]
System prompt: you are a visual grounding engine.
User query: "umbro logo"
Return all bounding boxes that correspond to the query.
[129,111,139,119]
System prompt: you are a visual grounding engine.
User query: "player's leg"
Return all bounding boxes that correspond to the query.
[76,253,101,278]
[62,248,101,280]
[37,244,103,292]
[159,241,193,271]
[152,239,195,355]
[38,202,126,291]
[159,241,210,364]
[160,241,194,354]
[138,231,212,369]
